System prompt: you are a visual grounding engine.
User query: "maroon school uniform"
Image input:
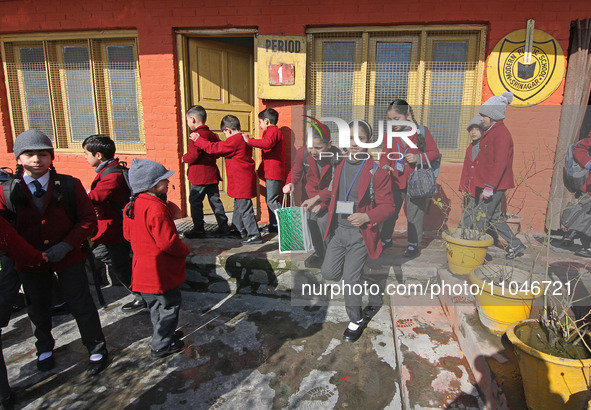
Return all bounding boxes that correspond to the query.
[0,174,97,273]
[319,159,395,259]
[88,159,130,245]
[473,120,515,191]
[248,124,285,181]
[0,216,43,267]
[182,125,222,186]
[194,133,257,199]
[123,193,190,294]
[459,144,477,197]
[573,136,591,194]
[379,127,440,190]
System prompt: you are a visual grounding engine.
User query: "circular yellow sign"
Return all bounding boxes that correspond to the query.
[487,29,565,107]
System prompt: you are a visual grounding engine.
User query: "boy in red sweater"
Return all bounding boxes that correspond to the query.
[82,134,146,313]
[244,108,285,233]
[182,105,230,239]
[123,159,190,358]
[194,115,261,245]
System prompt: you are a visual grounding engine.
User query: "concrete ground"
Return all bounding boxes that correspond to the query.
[4,215,591,409]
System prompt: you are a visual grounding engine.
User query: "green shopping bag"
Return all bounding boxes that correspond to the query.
[275,194,313,254]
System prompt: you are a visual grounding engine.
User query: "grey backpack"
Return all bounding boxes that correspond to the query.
[563,142,589,193]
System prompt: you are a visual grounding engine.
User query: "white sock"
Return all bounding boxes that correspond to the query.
[39,351,53,361]
[89,354,103,362]
[347,319,364,331]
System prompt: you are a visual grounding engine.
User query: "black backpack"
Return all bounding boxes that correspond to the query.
[98,161,131,218]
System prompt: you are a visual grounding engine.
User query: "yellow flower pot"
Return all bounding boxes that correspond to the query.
[442,229,493,275]
[469,265,543,333]
[507,319,591,409]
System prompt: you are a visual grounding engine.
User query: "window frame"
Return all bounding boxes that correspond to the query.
[1,30,145,154]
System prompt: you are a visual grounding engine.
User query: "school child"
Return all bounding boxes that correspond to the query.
[379,99,440,258]
[566,132,591,257]
[0,130,108,376]
[459,116,486,227]
[82,134,146,312]
[193,115,261,245]
[0,216,45,410]
[302,120,395,342]
[182,105,230,239]
[476,92,526,259]
[283,125,341,265]
[122,159,190,358]
[244,108,285,233]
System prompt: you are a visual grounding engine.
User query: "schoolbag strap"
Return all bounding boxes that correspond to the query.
[54,174,77,224]
[369,162,378,204]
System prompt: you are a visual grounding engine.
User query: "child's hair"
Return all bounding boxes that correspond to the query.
[387,99,424,151]
[348,120,373,141]
[258,108,279,125]
[220,115,241,132]
[311,122,331,144]
[187,105,207,123]
[125,194,138,219]
[82,134,116,159]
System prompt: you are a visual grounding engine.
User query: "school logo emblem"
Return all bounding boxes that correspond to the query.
[487,29,565,106]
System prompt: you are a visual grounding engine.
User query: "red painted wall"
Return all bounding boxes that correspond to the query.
[1,0,589,232]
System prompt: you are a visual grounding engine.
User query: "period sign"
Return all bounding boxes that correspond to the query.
[487,29,565,106]
[257,35,306,100]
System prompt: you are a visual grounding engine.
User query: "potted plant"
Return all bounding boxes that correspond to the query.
[433,194,494,275]
[469,264,544,332]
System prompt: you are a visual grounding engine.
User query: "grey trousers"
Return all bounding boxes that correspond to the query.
[266,179,283,228]
[19,261,107,356]
[94,242,143,303]
[380,189,426,245]
[189,183,229,232]
[233,198,259,237]
[308,209,329,258]
[462,190,523,249]
[321,226,368,323]
[0,256,19,400]
[141,287,182,351]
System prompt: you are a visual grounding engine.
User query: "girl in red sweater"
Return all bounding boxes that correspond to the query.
[123,159,191,358]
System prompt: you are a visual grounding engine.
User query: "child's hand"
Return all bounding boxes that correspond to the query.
[189,132,200,142]
[347,213,370,227]
[242,134,250,143]
[41,253,49,263]
[283,183,293,194]
[382,165,395,172]
[405,153,418,164]
[301,195,321,210]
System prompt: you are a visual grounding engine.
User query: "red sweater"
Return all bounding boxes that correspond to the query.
[248,125,286,181]
[473,120,515,191]
[380,127,440,190]
[182,125,222,186]
[88,159,130,245]
[195,132,257,199]
[0,216,44,267]
[0,174,97,273]
[123,193,190,294]
[459,144,478,197]
[319,159,395,259]
[573,136,591,193]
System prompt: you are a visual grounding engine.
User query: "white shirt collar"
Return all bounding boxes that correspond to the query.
[23,171,50,191]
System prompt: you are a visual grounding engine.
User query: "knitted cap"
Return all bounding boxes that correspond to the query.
[479,92,514,121]
[128,158,174,194]
[13,130,54,159]
[467,116,484,131]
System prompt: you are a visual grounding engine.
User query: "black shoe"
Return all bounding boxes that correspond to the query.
[242,235,263,245]
[381,240,393,249]
[343,320,367,343]
[575,247,591,258]
[506,243,526,260]
[212,228,232,238]
[268,225,278,233]
[121,299,147,312]
[87,352,109,377]
[173,330,184,340]
[304,255,323,269]
[51,303,70,316]
[183,229,206,239]
[37,353,55,372]
[403,246,420,258]
[561,237,574,247]
[363,305,382,320]
[0,392,15,410]
[151,339,184,358]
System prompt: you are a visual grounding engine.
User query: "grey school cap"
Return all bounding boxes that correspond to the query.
[13,130,54,159]
[128,158,174,194]
[466,116,484,131]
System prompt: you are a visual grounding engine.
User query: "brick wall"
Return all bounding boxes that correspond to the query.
[1,0,589,230]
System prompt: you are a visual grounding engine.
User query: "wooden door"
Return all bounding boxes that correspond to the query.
[188,38,255,212]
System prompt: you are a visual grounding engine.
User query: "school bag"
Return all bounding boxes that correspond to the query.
[98,161,131,217]
[417,125,442,179]
[563,141,589,193]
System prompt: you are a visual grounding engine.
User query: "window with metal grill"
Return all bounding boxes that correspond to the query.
[307,27,486,162]
[2,32,145,153]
